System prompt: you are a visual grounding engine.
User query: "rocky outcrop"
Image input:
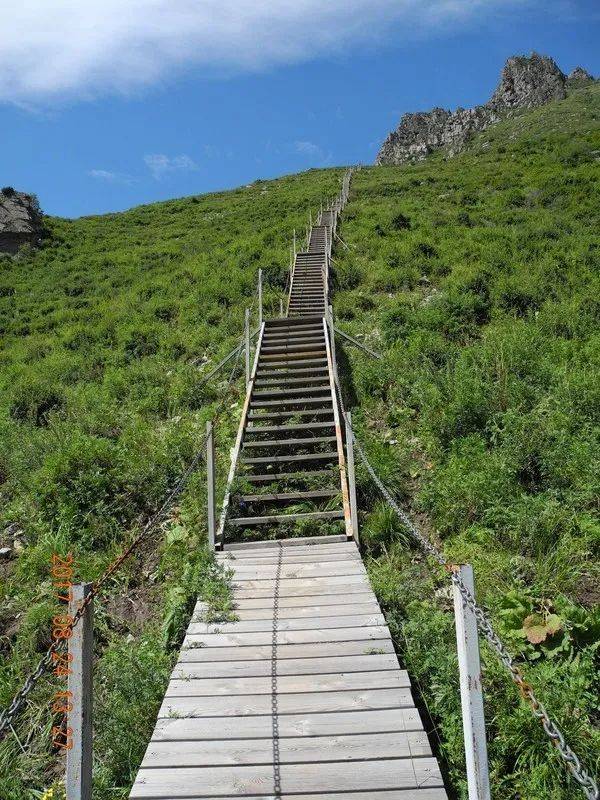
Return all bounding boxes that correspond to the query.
[377,53,592,166]
[0,187,43,254]
[567,67,595,87]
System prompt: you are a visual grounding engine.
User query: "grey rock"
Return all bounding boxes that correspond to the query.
[377,52,587,166]
[488,53,566,110]
[0,188,43,254]
[0,546,13,560]
[567,67,595,86]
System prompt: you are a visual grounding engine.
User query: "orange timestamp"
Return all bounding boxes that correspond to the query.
[49,553,76,752]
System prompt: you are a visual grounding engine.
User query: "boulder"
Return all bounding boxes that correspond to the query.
[0,187,43,254]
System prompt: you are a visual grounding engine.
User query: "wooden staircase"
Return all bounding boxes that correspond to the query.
[129,172,448,799]
[217,201,351,547]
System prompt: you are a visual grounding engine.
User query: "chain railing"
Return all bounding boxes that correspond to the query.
[326,166,598,800]
[348,427,599,800]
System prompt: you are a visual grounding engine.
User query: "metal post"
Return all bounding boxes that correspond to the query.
[206,421,216,549]
[293,229,296,257]
[244,308,251,387]
[345,412,359,545]
[309,209,312,228]
[453,565,491,800]
[258,268,263,328]
[67,584,93,800]
[279,298,284,317]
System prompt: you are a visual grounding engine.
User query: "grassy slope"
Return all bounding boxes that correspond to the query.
[333,83,600,798]
[0,81,598,800]
[0,169,342,798]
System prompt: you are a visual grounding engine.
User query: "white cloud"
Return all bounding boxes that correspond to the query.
[293,140,332,166]
[0,0,529,104]
[144,153,199,180]
[295,141,322,157]
[88,168,135,184]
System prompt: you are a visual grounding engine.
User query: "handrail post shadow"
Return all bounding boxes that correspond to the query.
[67,583,93,800]
[344,412,360,546]
[453,564,491,800]
[206,420,216,550]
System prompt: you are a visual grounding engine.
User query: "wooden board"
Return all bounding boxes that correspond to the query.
[164,670,410,697]
[152,707,427,741]
[178,639,396,663]
[186,613,385,633]
[130,757,444,797]
[129,538,447,799]
[193,602,381,620]
[173,653,400,678]
[182,624,390,648]
[141,731,431,767]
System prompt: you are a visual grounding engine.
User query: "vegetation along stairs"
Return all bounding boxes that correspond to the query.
[129,171,448,799]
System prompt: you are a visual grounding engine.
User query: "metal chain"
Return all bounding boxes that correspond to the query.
[348,425,599,800]
[0,337,247,739]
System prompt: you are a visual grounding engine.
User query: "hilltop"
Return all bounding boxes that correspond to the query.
[0,81,599,799]
[377,52,596,164]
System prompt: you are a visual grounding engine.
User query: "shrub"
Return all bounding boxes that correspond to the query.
[9,375,66,425]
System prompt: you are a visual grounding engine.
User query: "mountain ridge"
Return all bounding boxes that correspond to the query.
[376,52,596,166]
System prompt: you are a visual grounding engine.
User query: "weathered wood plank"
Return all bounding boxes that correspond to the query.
[178,639,395,662]
[228,561,365,580]
[217,550,360,565]
[140,731,431,768]
[173,653,400,678]
[165,670,410,697]
[219,542,355,559]
[151,707,426,742]
[182,624,389,649]
[186,613,385,634]
[193,602,381,621]
[224,591,376,609]
[223,534,346,550]
[158,687,414,719]
[130,757,444,797]
[232,574,370,595]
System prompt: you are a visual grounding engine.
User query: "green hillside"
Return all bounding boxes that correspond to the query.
[1,82,599,799]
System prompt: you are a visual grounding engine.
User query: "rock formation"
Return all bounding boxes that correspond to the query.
[0,187,43,254]
[377,53,594,166]
[567,67,595,87]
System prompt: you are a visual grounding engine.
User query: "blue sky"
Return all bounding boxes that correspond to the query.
[1,0,598,218]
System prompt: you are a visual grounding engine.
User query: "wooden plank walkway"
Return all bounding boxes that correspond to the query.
[129,539,447,799]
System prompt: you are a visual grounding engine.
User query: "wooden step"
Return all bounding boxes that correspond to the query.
[243,469,337,483]
[246,421,335,434]
[247,410,334,424]
[257,358,328,370]
[228,510,344,527]
[242,451,338,465]
[238,489,338,503]
[249,397,333,408]
[252,386,330,400]
[243,436,337,448]
[254,376,330,388]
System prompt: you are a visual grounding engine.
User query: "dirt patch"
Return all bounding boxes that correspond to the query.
[575,573,600,608]
[104,585,161,634]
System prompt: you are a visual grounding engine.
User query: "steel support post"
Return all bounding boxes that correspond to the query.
[453,565,491,800]
[206,420,216,549]
[345,412,359,545]
[258,268,263,328]
[66,584,93,800]
[244,308,251,387]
